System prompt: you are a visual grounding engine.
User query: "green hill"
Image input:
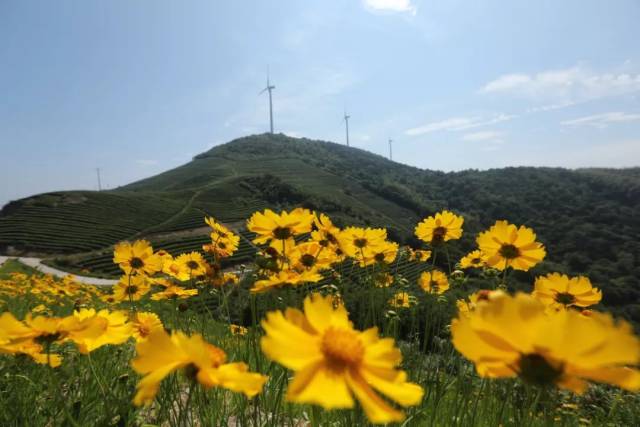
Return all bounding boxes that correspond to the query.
[1,133,639,320]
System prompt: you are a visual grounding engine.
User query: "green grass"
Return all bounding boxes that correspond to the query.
[0,259,39,279]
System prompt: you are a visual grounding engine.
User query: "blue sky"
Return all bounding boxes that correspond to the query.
[1,0,639,207]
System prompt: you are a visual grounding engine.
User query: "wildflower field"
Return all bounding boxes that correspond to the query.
[1,207,639,427]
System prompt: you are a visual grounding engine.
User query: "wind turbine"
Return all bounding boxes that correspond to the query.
[259,73,275,134]
[343,111,351,147]
[388,138,393,161]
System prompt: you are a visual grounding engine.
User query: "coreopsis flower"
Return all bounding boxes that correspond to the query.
[70,309,133,353]
[163,259,190,281]
[374,273,394,288]
[175,252,209,278]
[476,220,546,271]
[532,273,602,310]
[261,293,424,423]
[230,324,248,336]
[113,240,163,276]
[408,248,432,263]
[452,292,640,393]
[131,329,267,406]
[311,213,341,247]
[456,289,504,317]
[419,270,450,295]
[151,285,198,301]
[338,227,388,261]
[247,208,315,244]
[112,275,151,302]
[367,241,399,266]
[211,272,240,287]
[155,250,173,268]
[288,241,337,271]
[203,233,239,259]
[131,312,164,342]
[251,269,322,293]
[389,292,413,308]
[459,250,488,269]
[415,210,464,245]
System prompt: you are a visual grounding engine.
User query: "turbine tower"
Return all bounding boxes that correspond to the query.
[388,138,393,161]
[343,111,351,147]
[259,73,275,134]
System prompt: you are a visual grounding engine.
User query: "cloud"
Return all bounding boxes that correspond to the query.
[405,114,515,136]
[462,131,504,142]
[480,65,640,102]
[363,0,416,14]
[135,159,158,166]
[561,112,640,128]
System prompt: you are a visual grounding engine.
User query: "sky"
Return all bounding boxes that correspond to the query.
[1,0,640,207]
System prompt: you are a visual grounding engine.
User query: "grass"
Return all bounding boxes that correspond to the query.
[0,259,39,279]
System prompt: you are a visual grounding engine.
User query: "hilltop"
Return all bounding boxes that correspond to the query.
[1,133,639,321]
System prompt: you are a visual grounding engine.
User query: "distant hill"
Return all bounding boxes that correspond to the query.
[1,133,639,321]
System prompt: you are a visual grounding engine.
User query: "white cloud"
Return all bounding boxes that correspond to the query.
[135,159,158,166]
[561,112,640,128]
[363,0,416,14]
[462,131,504,142]
[481,65,640,102]
[405,114,515,136]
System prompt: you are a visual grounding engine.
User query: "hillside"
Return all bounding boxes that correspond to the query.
[1,133,639,320]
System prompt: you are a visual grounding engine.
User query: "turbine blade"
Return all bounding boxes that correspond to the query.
[258,87,268,95]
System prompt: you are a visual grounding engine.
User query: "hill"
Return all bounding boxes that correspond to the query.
[1,133,639,320]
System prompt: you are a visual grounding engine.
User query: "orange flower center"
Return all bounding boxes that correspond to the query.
[321,327,364,370]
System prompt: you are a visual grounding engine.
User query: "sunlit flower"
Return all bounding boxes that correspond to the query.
[70,309,133,353]
[476,220,546,271]
[230,324,248,336]
[175,252,209,278]
[151,285,198,301]
[339,227,387,262]
[415,210,464,245]
[131,312,164,342]
[419,270,450,294]
[247,208,315,244]
[113,240,163,276]
[131,329,267,406]
[456,289,504,317]
[452,292,640,393]
[389,292,413,308]
[311,213,341,247]
[289,241,337,271]
[261,293,424,423]
[112,274,151,302]
[251,269,322,293]
[211,272,240,287]
[533,273,602,310]
[408,248,432,263]
[459,250,488,269]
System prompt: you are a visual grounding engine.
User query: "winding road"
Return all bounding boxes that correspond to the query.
[0,256,116,286]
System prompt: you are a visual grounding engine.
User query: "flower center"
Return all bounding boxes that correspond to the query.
[218,241,227,249]
[555,292,576,306]
[321,327,364,370]
[126,285,138,295]
[187,261,200,270]
[518,353,563,387]
[471,257,481,264]
[353,238,368,248]
[130,257,144,269]
[499,244,520,259]
[273,226,292,240]
[430,281,439,293]
[432,226,447,242]
[476,290,492,301]
[300,254,316,267]
[374,252,385,262]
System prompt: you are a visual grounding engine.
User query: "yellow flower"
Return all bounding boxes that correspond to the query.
[151,285,198,301]
[112,275,151,302]
[288,241,337,272]
[408,248,432,263]
[459,250,488,269]
[204,218,240,258]
[175,252,209,278]
[389,292,413,308]
[533,273,602,309]
[261,293,424,423]
[251,269,322,293]
[131,312,164,342]
[374,272,394,288]
[456,289,504,316]
[415,210,464,245]
[311,213,341,247]
[451,292,640,393]
[131,329,267,406]
[247,208,315,244]
[476,220,546,271]
[69,309,133,353]
[211,272,240,287]
[230,324,248,336]
[338,227,388,262]
[419,270,450,294]
[113,240,163,276]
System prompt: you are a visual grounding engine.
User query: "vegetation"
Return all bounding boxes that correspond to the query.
[1,134,638,325]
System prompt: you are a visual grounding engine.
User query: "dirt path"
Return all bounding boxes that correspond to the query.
[0,256,116,286]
